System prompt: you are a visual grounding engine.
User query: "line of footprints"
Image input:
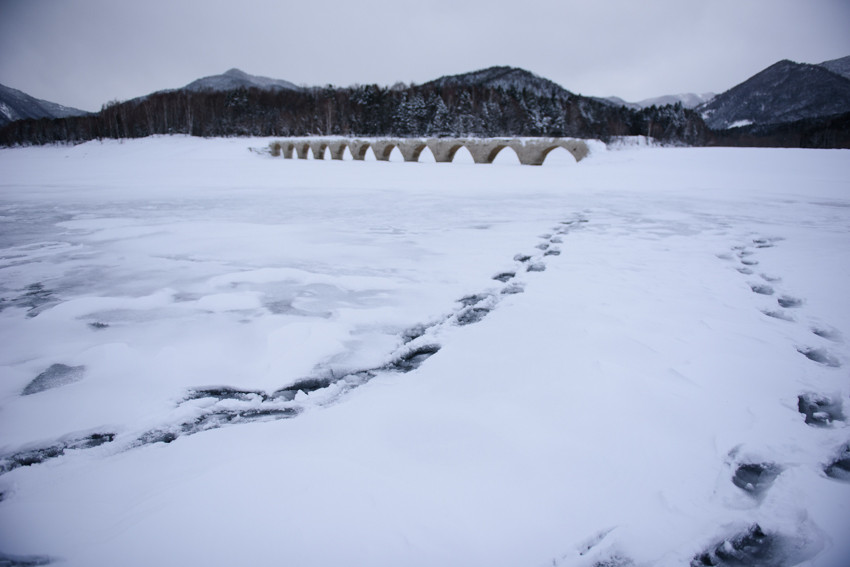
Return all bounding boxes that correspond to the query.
[0,217,584,480]
[693,236,850,566]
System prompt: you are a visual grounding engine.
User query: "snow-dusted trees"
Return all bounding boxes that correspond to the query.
[0,81,716,146]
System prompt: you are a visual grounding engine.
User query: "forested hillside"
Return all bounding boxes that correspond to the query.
[0,81,708,146]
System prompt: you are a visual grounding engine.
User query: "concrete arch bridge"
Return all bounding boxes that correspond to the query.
[269,137,589,165]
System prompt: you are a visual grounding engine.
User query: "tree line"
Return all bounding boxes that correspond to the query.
[0,82,714,147]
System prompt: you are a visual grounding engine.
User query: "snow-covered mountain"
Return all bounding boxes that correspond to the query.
[0,83,88,127]
[181,68,302,92]
[424,66,574,99]
[819,55,850,80]
[602,92,715,110]
[696,59,850,130]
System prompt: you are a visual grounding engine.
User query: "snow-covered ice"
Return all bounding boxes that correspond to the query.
[0,137,849,566]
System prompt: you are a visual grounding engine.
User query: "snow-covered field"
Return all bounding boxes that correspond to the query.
[1,137,849,566]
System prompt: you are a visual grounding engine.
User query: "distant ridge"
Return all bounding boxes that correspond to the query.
[819,55,850,80]
[601,93,715,110]
[182,68,302,92]
[0,82,88,127]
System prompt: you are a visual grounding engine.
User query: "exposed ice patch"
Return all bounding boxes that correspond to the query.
[22,364,86,395]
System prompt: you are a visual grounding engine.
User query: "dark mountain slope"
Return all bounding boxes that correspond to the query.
[0,83,88,127]
[424,66,573,99]
[697,59,850,130]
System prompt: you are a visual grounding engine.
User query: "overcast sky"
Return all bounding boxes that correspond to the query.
[1,0,849,112]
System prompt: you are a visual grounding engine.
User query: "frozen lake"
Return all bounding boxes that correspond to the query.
[1,137,849,566]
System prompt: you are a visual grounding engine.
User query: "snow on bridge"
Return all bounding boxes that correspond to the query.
[269,137,589,165]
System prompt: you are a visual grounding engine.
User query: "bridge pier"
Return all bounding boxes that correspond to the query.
[309,141,328,160]
[349,140,370,160]
[371,140,396,161]
[426,139,464,162]
[397,140,428,162]
[328,141,347,160]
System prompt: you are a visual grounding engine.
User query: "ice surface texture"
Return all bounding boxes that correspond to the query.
[1,139,849,567]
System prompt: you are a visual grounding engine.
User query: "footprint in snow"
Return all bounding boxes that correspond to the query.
[777,295,803,308]
[749,283,774,295]
[798,393,844,426]
[797,347,841,367]
[761,309,794,322]
[824,444,850,481]
[492,271,515,283]
[690,523,821,567]
[732,462,782,498]
[812,326,841,342]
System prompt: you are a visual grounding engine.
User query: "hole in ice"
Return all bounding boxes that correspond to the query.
[0,433,115,476]
[732,462,782,497]
[385,344,441,373]
[749,283,774,295]
[798,393,844,426]
[824,444,850,481]
[526,262,546,272]
[689,524,818,567]
[544,248,561,256]
[761,309,794,321]
[797,347,840,367]
[513,254,532,263]
[492,272,515,283]
[777,296,802,308]
[455,307,490,326]
[22,364,86,395]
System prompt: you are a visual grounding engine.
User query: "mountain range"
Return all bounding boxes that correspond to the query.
[1,56,849,147]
